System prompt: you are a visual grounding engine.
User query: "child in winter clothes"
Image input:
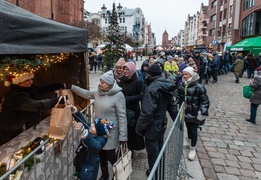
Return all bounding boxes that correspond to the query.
[71,106,114,180]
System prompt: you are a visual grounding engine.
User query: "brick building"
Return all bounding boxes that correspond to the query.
[5,0,85,27]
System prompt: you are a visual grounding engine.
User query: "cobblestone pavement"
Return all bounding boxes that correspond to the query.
[196,72,261,180]
[90,59,261,180]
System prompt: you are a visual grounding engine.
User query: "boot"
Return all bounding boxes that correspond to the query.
[188,147,196,161]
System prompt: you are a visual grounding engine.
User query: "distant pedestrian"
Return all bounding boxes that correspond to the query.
[177,67,210,161]
[136,64,178,177]
[246,66,261,124]
[245,53,257,78]
[232,54,244,83]
[209,52,220,84]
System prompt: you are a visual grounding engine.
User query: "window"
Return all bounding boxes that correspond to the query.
[222,25,226,36]
[210,29,215,36]
[211,14,216,22]
[242,13,253,36]
[244,0,254,10]
[123,18,125,23]
[211,0,217,8]
[255,12,261,35]
[223,8,227,19]
[119,18,122,23]
[230,5,233,17]
[220,11,223,21]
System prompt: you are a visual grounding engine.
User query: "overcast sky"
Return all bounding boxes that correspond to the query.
[84,0,209,45]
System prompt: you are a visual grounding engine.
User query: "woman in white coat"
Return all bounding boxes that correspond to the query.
[70,70,128,180]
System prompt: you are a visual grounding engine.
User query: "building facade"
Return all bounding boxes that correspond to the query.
[6,0,85,27]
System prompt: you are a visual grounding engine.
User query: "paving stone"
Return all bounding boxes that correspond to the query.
[228,149,241,156]
[234,140,245,146]
[203,167,217,179]
[253,164,261,171]
[238,156,253,163]
[228,144,242,150]
[216,173,240,180]
[216,142,228,148]
[218,148,229,154]
[239,162,254,170]
[224,166,241,175]
[240,150,253,157]
[213,165,226,173]
[251,157,261,164]
[211,158,226,166]
[225,160,240,168]
[197,152,209,159]
[244,142,259,148]
[205,146,217,152]
[208,152,226,159]
[252,152,261,159]
[239,169,257,178]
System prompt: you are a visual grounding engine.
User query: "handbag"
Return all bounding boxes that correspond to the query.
[55,89,74,105]
[243,85,253,99]
[49,96,73,140]
[126,109,136,127]
[113,143,133,180]
[230,65,234,72]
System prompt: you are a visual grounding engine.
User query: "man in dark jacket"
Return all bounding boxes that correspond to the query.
[136,64,178,177]
[194,51,205,83]
[0,73,67,145]
[210,52,220,83]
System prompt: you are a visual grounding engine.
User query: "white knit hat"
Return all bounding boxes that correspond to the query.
[183,67,195,76]
[11,73,34,85]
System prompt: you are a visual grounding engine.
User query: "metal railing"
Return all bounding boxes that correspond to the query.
[0,101,95,180]
[148,102,185,180]
[0,101,185,180]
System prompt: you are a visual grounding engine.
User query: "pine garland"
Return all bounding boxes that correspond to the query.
[0,53,72,82]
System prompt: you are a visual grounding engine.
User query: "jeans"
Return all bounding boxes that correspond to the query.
[223,61,231,74]
[212,70,219,82]
[185,122,198,147]
[247,68,255,78]
[250,103,259,123]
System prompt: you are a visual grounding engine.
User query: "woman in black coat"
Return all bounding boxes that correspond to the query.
[177,67,210,161]
[119,62,145,151]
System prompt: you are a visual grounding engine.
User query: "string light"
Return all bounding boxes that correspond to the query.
[0,53,74,82]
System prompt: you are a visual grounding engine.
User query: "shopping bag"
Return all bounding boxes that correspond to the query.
[243,85,253,99]
[49,96,73,140]
[113,143,133,180]
[55,89,74,105]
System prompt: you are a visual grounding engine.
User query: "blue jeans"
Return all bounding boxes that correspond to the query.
[250,103,259,123]
[223,61,231,74]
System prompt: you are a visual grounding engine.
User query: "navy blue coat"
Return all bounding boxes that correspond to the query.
[77,134,107,180]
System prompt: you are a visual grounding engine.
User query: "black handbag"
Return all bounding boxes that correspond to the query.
[230,65,234,72]
[126,109,136,127]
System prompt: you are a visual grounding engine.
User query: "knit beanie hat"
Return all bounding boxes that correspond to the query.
[100,70,115,85]
[94,118,114,136]
[257,66,261,72]
[183,67,195,76]
[5,73,34,87]
[115,58,126,67]
[147,64,162,77]
[123,62,137,77]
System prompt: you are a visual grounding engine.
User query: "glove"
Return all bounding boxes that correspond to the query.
[50,93,59,107]
[65,84,72,89]
[74,122,88,139]
[197,111,206,121]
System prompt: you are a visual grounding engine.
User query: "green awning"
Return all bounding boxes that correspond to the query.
[226,36,261,56]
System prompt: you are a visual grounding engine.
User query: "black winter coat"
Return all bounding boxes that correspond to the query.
[177,75,210,123]
[136,76,178,140]
[119,73,144,150]
[0,83,64,132]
